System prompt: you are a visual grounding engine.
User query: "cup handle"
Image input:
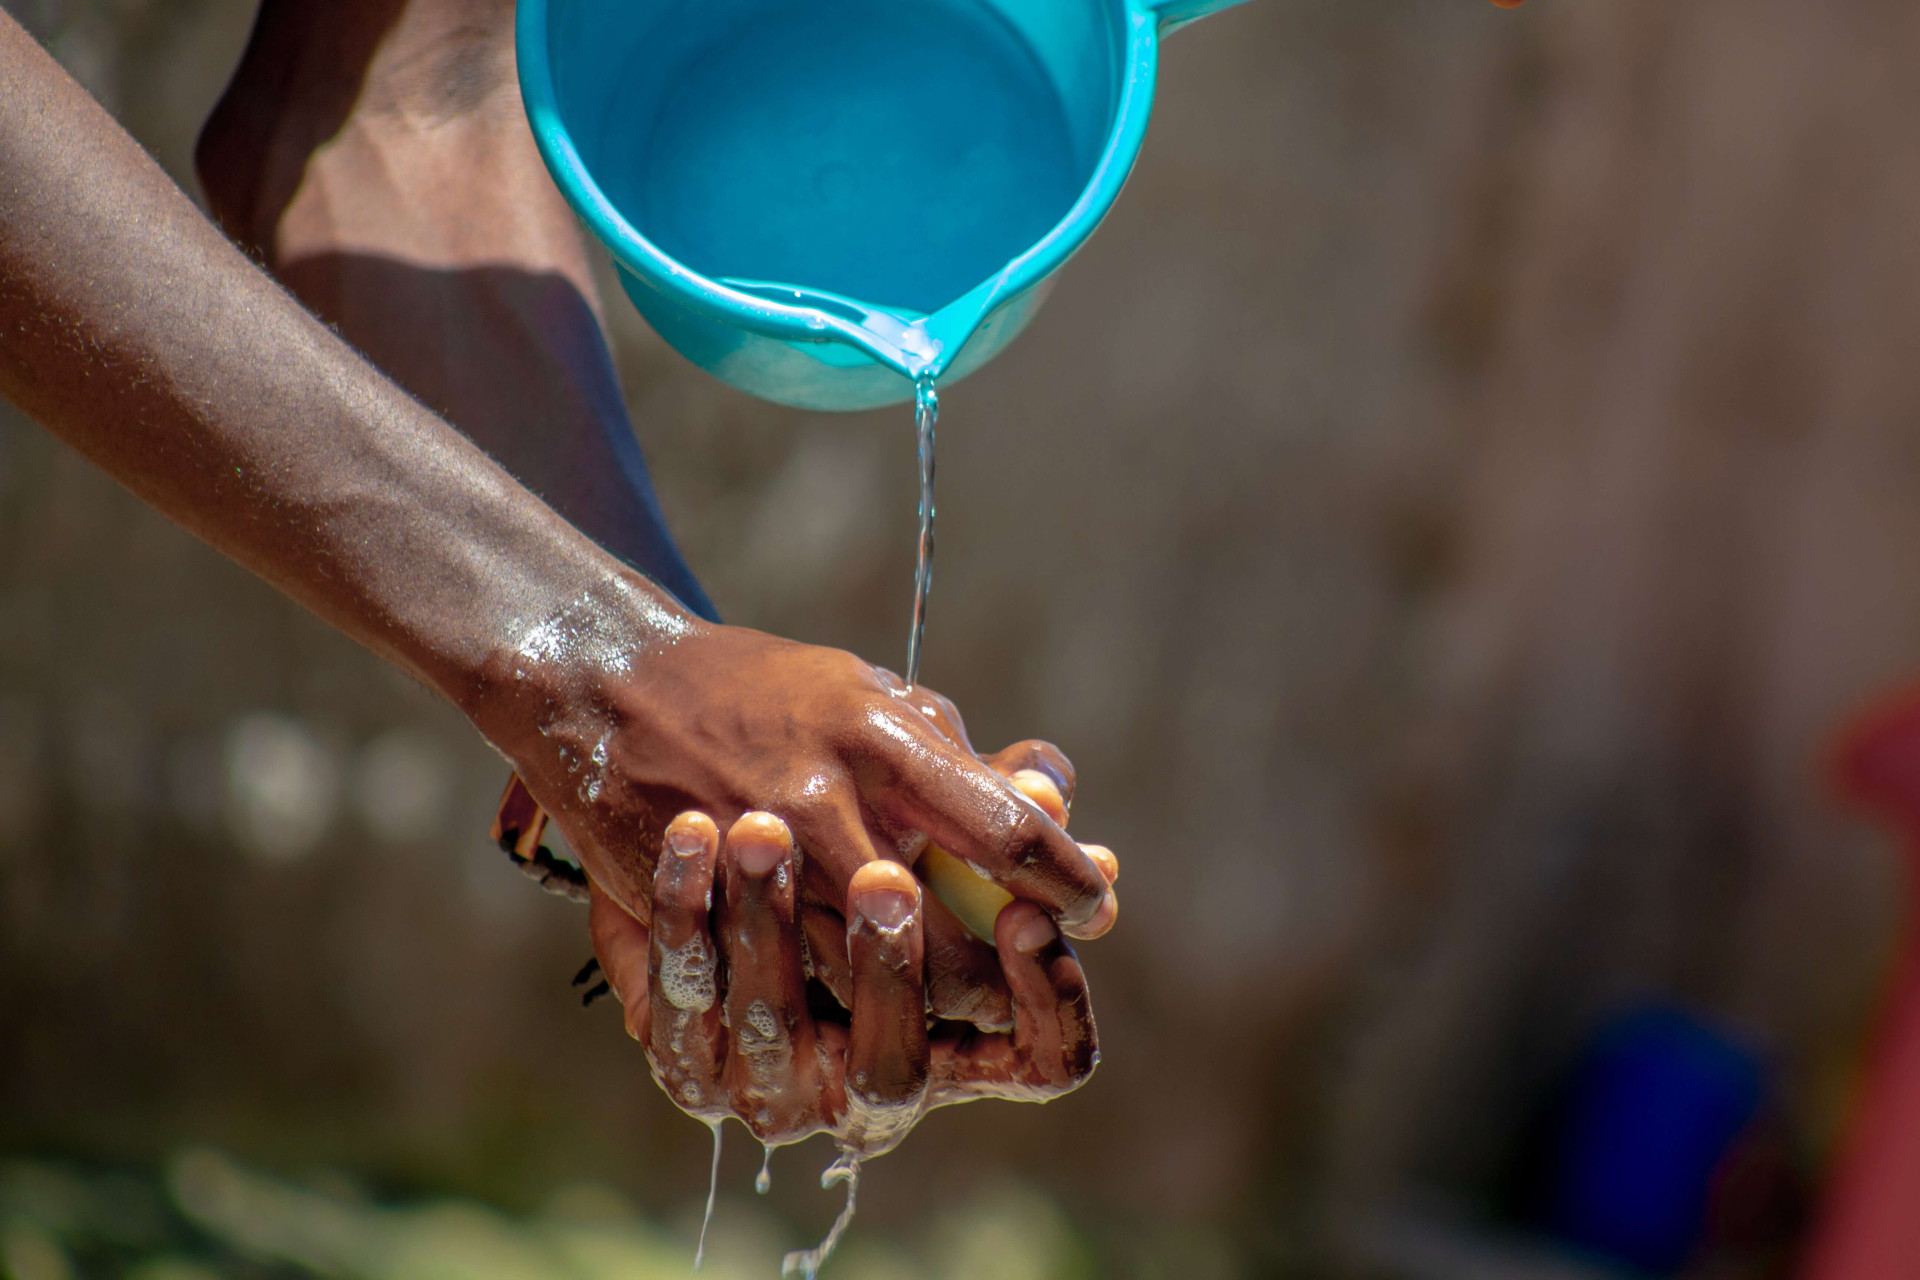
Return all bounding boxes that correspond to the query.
[1145,0,1255,35]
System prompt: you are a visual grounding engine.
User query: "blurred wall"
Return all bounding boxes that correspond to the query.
[1330,0,1920,1242]
[3,0,1917,1275]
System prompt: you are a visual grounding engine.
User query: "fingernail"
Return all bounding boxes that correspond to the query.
[849,859,919,928]
[1013,913,1057,954]
[729,812,792,876]
[1063,888,1119,940]
[854,886,916,930]
[1089,890,1119,934]
[667,824,707,857]
[1010,769,1067,825]
[734,836,785,876]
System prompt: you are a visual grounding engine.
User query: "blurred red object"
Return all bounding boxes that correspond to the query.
[1805,688,1920,1279]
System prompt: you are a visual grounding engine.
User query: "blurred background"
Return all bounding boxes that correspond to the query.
[4,0,1919,1275]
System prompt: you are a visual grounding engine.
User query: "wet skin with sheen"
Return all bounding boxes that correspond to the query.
[0,6,1119,1271]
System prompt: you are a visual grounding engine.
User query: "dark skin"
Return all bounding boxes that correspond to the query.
[0,7,1114,1144]
[193,0,716,615]
[596,785,1111,1153]
[189,0,1118,1015]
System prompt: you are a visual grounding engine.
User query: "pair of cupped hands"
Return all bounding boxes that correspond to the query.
[490,620,1119,1158]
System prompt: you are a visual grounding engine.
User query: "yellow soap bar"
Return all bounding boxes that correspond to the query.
[920,843,1013,943]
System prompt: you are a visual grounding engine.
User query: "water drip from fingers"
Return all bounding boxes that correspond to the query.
[694,1120,722,1271]
[756,1142,773,1195]
[781,1151,861,1279]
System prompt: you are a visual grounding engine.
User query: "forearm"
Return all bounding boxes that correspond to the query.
[196,0,717,618]
[0,13,682,711]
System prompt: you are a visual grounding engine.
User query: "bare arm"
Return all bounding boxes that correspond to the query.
[0,11,1114,1024]
[193,0,717,618]
[0,10,616,704]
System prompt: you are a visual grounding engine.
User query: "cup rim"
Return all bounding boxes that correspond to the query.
[516,0,1164,381]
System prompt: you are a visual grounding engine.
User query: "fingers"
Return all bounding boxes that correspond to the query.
[875,670,975,753]
[1083,844,1120,886]
[981,741,1077,810]
[920,891,1014,1028]
[720,812,825,1142]
[801,892,1008,1033]
[898,745,1116,939]
[842,861,929,1155]
[929,899,1099,1105]
[906,734,1115,941]
[993,767,1117,939]
[643,812,726,1114]
[1064,829,1118,938]
[589,886,653,1041]
[890,738,1113,935]
[782,797,878,1014]
[1007,767,1069,826]
[919,842,1013,944]
[915,768,1118,949]
[994,901,1097,1091]
[784,790,1005,1024]
[800,901,854,1010]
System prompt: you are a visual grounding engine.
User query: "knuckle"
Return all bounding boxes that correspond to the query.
[926,692,966,738]
[781,790,839,835]
[999,810,1055,867]
[847,698,906,749]
[827,647,884,692]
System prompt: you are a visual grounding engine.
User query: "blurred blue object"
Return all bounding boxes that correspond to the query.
[1544,1006,1766,1274]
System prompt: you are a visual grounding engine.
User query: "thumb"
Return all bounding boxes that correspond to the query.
[589,886,653,1042]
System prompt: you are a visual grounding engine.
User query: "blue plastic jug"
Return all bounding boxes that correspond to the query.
[518,0,1253,409]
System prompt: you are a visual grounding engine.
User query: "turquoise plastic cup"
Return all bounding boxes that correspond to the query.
[518,0,1252,410]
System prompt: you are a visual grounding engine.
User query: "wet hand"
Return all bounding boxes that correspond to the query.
[589,811,1106,1154]
[478,590,1117,1029]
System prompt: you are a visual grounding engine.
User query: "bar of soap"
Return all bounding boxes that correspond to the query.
[920,843,1013,943]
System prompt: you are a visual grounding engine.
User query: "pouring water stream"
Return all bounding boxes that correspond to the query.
[905,375,939,688]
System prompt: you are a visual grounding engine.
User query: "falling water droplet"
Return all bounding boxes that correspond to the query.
[780,1151,861,1279]
[756,1144,773,1195]
[694,1120,723,1271]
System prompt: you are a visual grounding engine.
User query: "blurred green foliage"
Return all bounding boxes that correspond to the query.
[0,1151,1096,1280]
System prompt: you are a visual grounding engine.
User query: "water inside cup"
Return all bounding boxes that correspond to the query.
[597,0,1086,314]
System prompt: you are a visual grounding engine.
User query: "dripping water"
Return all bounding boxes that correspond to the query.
[694,1120,723,1271]
[780,1152,861,1280]
[904,376,938,688]
[687,382,928,1278]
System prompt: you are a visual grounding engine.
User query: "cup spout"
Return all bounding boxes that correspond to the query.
[719,275,1005,386]
[919,278,1003,383]
[1143,0,1256,35]
[719,279,944,379]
